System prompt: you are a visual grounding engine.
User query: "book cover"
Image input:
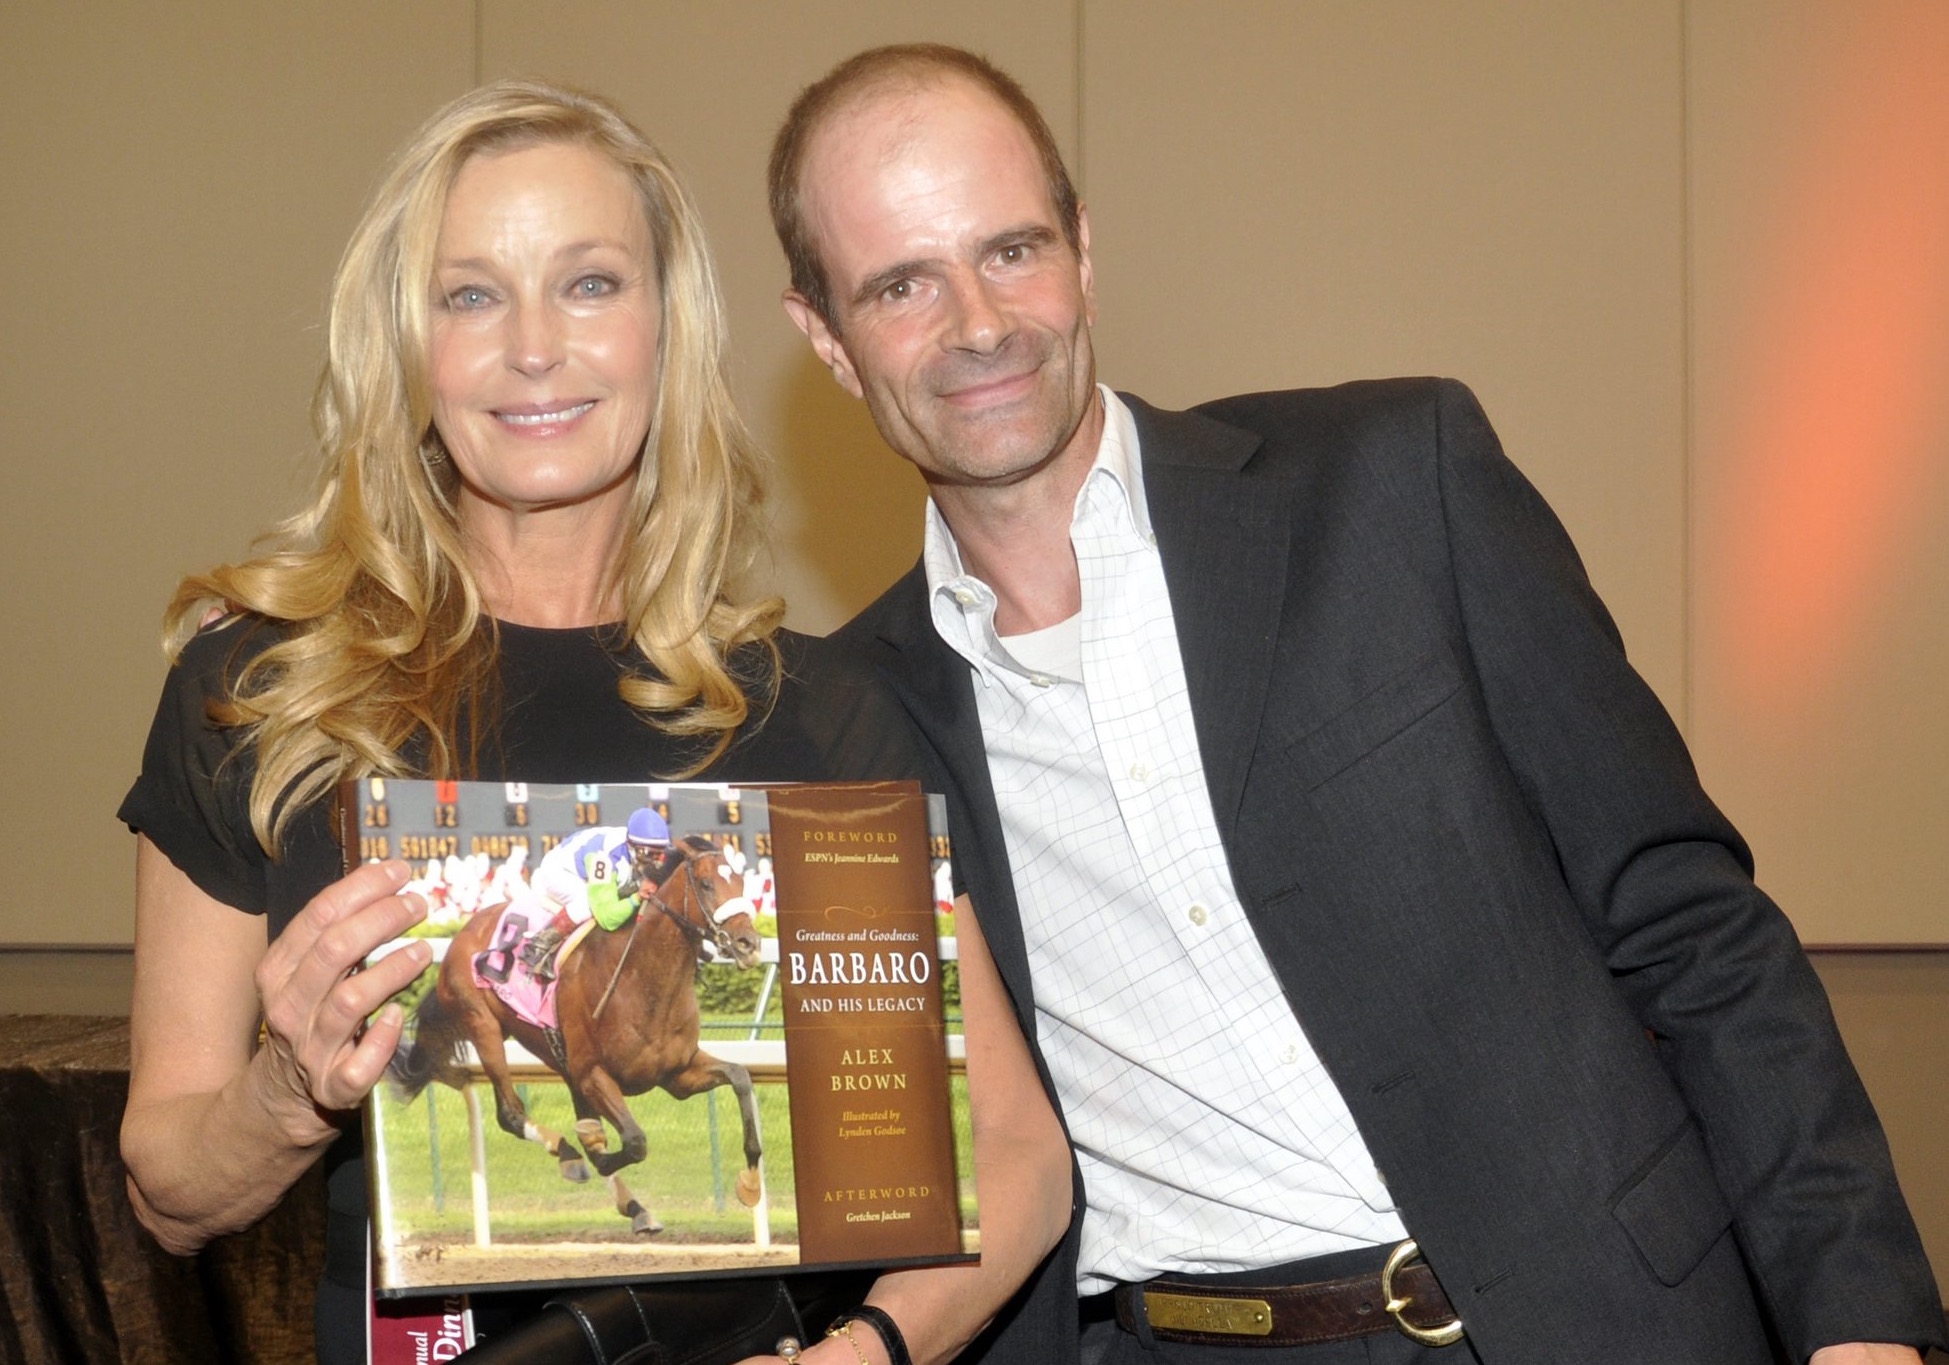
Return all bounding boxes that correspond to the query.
[345,778,974,1298]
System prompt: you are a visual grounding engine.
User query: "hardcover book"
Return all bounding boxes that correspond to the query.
[344,778,974,1299]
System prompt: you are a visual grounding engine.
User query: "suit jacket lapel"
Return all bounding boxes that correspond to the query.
[1124,393,1299,831]
[858,569,1039,1034]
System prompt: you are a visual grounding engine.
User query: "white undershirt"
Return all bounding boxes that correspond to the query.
[996,613,1080,679]
[925,387,1405,1292]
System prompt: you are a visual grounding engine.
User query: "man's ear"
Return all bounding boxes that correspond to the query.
[1076,204,1097,327]
[782,290,864,399]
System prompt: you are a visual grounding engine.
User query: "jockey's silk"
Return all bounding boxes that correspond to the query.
[589,877,635,931]
[471,903,566,1029]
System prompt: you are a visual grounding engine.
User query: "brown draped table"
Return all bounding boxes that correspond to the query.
[0,1015,326,1365]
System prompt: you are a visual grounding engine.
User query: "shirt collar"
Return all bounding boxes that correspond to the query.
[1089,386,1152,545]
[923,386,1147,680]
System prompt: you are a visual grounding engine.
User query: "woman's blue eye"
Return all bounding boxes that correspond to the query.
[574,275,617,297]
[448,286,490,310]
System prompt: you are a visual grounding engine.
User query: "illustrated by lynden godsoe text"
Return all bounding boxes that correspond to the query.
[345,779,974,1298]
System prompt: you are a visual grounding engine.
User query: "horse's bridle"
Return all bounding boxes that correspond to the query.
[643,836,740,960]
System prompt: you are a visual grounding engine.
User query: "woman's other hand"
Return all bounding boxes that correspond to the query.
[731,1331,891,1365]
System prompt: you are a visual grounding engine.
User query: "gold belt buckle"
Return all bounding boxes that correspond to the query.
[1381,1239,1465,1347]
[1143,1290,1274,1337]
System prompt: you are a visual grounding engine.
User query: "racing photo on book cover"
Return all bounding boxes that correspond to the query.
[348,778,975,1296]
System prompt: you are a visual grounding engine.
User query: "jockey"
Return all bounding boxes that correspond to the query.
[518,807,674,981]
[622,805,681,894]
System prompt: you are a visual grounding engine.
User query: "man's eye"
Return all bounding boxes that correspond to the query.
[998,244,1027,265]
[884,279,914,301]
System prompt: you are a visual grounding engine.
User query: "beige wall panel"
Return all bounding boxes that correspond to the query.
[1688,1,1949,944]
[0,951,135,1018]
[478,1,1080,634]
[1081,1,1688,713]
[0,3,475,945]
[1812,953,1949,1299]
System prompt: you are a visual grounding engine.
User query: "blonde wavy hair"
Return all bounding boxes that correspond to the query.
[168,79,782,855]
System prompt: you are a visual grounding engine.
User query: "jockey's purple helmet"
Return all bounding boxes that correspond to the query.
[626,807,672,848]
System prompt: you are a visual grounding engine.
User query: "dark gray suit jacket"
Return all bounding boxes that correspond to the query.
[836,378,1942,1364]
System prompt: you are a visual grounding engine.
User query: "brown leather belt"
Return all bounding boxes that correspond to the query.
[1112,1241,1463,1349]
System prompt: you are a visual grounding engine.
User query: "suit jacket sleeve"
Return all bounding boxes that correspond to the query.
[1427,378,1940,1356]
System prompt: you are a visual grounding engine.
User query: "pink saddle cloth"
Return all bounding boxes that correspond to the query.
[470,905,560,1030]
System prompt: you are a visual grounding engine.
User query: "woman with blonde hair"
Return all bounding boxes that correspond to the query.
[119,79,1067,1365]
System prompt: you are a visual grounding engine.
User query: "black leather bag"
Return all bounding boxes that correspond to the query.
[454,1274,867,1365]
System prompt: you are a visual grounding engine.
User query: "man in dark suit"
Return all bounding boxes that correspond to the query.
[769,43,1943,1365]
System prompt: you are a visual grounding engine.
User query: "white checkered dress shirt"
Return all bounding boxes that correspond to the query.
[924,389,1406,1292]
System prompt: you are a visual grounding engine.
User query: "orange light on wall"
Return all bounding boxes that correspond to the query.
[1704,5,1949,727]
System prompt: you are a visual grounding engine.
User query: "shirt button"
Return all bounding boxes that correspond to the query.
[1187,903,1209,927]
[1030,674,1054,688]
[1280,1043,1300,1065]
[1129,762,1150,782]
[951,586,978,607]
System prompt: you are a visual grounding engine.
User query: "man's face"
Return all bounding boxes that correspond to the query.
[785,79,1098,494]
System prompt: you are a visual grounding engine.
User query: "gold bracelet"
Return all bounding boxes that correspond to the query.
[825,1321,872,1365]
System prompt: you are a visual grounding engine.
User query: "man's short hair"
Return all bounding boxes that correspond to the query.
[768,43,1082,327]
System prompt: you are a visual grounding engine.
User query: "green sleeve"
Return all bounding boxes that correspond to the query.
[588,879,635,932]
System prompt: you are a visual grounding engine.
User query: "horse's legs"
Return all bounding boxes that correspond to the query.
[573,1069,662,1234]
[603,1169,658,1236]
[664,1051,764,1208]
[464,1014,589,1183]
[571,1115,654,1230]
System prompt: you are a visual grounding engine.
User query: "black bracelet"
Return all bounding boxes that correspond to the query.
[829,1304,912,1365]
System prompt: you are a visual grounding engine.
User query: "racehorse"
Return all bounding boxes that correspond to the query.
[388,834,766,1234]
